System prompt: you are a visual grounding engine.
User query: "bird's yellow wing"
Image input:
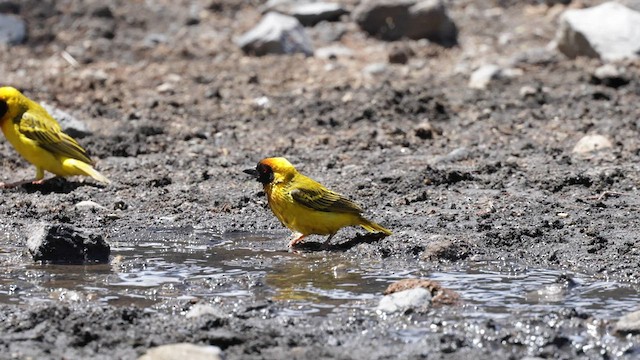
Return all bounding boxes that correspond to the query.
[290,186,363,214]
[18,110,93,164]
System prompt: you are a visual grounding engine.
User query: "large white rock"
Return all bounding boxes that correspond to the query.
[236,12,313,56]
[572,134,613,154]
[555,2,640,61]
[614,310,640,335]
[376,287,432,313]
[138,343,222,360]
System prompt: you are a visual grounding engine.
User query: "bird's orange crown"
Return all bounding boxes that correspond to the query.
[245,157,298,185]
[259,157,296,174]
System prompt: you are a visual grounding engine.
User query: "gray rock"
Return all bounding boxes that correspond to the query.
[41,103,92,138]
[290,2,348,26]
[353,0,457,46]
[377,287,432,313]
[614,310,640,335]
[406,0,457,44]
[27,223,110,264]
[0,14,26,45]
[138,343,223,360]
[555,2,640,61]
[236,12,313,56]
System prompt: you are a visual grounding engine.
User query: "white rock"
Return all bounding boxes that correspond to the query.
[594,64,621,80]
[592,64,629,87]
[376,287,432,313]
[253,96,271,108]
[75,200,107,211]
[138,343,222,360]
[519,85,538,98]
[185,304,226,319]
[555,2,640,61]
[363,63,388,75]
[572,134,613,154]
[468,64,501,89]
[156,83,175,94]
[236,12,313,56]
[614,310,640,334]
[315,45,354,59]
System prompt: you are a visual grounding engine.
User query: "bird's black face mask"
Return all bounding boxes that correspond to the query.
[0,100,8,119]
[244,163,274,185]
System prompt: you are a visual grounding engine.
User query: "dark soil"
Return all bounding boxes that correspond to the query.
[1,0,640,359]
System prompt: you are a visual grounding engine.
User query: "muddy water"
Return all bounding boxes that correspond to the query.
[0,227,638,321]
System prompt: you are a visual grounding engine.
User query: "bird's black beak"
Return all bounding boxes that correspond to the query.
[243,168,258,178]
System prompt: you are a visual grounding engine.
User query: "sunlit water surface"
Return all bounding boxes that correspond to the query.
[0,227,638,321]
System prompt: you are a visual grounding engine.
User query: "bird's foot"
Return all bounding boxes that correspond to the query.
[288,233,307,248]
[0,178,42,189]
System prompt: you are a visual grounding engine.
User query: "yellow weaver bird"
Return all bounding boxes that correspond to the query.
[244,157,391,248]
[0,86,110,187]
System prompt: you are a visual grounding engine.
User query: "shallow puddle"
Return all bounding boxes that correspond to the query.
[0,227,638,320]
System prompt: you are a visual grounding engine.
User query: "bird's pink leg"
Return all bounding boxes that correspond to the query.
[288,233,307,247]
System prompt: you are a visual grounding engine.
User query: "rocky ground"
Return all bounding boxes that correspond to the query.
[0,0,640,359]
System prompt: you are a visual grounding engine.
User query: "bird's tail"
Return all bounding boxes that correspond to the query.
[68,159,111,184]
[359,217,392,236]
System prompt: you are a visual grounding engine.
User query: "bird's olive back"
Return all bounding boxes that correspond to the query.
[256,163,275,184]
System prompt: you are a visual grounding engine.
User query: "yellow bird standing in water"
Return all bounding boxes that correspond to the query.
[244,157,391,248]
[0,86,110,187]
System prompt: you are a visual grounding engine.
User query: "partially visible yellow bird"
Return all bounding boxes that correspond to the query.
[244,157,391,247]
[0,86,110,187]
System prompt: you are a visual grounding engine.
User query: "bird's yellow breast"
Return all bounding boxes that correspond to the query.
[265,181,362,236]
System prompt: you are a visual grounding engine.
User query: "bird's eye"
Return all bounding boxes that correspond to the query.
[256,164,274,184]
[0,100,7,118]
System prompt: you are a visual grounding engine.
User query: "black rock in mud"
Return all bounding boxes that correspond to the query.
[27,223,110,264]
